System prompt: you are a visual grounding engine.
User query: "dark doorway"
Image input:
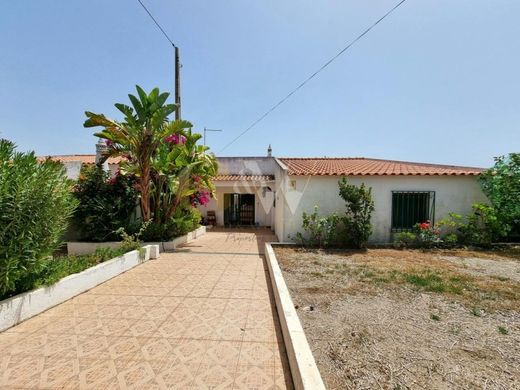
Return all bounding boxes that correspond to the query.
[224,193,255,226]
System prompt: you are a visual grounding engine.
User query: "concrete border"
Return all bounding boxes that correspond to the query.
[0,244,160,332]
[67,225,206,255]
[264,243,326,390]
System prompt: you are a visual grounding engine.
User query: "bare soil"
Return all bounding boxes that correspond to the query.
[274,246,520,389]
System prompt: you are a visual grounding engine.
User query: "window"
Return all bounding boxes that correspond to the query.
[391,191,435,231]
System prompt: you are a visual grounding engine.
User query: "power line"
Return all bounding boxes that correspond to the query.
[219,0,408,153]
[136,0,176,47]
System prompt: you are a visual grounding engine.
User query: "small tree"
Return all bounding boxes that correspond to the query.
[338,178,374,248]
[0,140,77,296]
[84,86,217,240]
[479,153,520,239]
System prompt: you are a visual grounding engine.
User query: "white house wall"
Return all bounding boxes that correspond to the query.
[279,175,487,243]
[217,157,277,176]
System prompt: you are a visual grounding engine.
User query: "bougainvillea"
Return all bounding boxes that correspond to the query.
[164,133,186,145]
[190,190,211,207]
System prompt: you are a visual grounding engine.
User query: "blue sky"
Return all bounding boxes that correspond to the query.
[1,1,518,167]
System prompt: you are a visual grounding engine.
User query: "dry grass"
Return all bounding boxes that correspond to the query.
[275,246,520,389]
[279,247,520,312]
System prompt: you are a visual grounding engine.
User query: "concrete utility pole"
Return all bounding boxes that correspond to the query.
[175,46,181,120]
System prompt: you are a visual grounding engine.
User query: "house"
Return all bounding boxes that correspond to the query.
[41,146,486,243]
[202,151,485,243]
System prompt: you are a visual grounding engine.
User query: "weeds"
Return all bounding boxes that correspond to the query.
[430,314,441,321]
[498,326,509,335]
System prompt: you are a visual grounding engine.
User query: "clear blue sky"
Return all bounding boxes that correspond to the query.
[1,1,518,167]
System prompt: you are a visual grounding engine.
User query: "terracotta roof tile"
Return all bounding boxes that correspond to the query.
[214,175,274,181]
[279,158,483,176]
[37,154,123,165]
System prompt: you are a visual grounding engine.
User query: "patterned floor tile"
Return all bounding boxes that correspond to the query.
[0,231,293,389]
[233,364,276,390]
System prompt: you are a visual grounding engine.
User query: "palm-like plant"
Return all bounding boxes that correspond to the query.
[84,86,217,224]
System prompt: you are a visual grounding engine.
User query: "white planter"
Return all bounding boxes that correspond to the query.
[0,244,160,332]
[67,225,207,255]
[67,241,121,256]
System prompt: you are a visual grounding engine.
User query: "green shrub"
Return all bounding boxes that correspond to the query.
[338,178,374,249]
[443,233,459,247]
[479,153,520,239]
[393,232,417,248]
[0,140,77,297]
[73,166,139,242]
[459,203,508,247]
[141,205,201,242]
[295,206,339,248]
[0,247,126,300]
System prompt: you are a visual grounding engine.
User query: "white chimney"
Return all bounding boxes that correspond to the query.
[267,144,272,157]
[95,139,109,171]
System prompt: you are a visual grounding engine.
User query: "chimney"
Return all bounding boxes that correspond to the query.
[267,144,272,157]
[95,138,109,171]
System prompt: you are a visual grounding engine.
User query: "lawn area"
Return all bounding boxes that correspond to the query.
[275,246,520,389]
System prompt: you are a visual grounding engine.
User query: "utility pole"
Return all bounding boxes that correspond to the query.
[174,46,181,120]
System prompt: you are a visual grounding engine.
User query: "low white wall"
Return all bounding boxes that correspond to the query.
[265,243,326,390]
[0,245,160,332]
[67,225,206,255]
[280,175,487,243]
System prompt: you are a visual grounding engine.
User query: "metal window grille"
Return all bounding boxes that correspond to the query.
[391,191,435,232]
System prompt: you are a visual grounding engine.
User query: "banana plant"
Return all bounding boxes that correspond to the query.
[84,86,217,223]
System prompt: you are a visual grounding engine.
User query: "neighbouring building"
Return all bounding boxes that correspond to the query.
[41,146,486,243]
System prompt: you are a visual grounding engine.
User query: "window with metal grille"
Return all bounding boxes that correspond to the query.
[391,191,435,231]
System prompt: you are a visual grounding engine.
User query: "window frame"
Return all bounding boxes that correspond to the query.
[390,191,436,232]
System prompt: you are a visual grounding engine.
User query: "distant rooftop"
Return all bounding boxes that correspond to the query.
[37,154,122,165]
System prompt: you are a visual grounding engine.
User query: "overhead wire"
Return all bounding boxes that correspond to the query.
[219,0,408,153]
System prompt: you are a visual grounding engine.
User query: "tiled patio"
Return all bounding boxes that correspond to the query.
[0,231,293,389]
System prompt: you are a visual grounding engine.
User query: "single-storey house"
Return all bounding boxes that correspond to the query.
[41,145,486,243]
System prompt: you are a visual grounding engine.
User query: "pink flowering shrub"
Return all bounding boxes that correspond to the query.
[164,133,186,145]
[190,190,211,207]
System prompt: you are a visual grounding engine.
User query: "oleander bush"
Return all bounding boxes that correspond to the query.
[0,140,78,297]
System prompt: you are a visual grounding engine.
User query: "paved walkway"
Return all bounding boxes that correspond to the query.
[0,230,293,389]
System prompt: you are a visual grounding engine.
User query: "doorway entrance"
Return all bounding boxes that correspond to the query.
[224,193,255,226]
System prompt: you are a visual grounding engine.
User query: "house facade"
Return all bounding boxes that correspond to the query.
[42,147,486,243]
[202,154,486,243]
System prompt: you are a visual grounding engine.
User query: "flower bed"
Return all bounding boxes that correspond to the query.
[67,225,206,255]
[0,245,159,332]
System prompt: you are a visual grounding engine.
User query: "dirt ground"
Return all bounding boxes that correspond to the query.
[274,246,520,390]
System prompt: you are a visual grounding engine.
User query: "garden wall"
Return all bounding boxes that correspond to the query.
[67,225,206,255]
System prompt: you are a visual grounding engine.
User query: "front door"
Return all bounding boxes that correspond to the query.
[224,193,255,226]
